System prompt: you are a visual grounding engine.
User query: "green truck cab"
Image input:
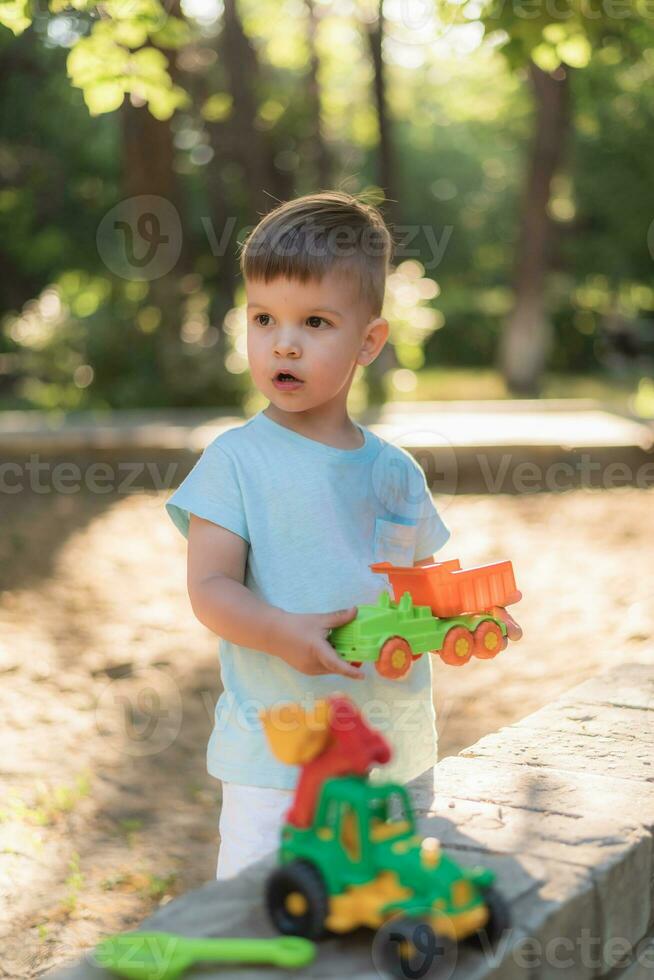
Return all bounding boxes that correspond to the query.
[329,589,508,678]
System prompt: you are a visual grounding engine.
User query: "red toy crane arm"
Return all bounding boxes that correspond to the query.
[261,696,391,830]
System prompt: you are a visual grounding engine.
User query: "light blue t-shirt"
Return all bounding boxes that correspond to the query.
[165,409,450,790]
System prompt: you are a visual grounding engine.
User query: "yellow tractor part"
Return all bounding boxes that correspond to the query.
[324,870,488,940]
[260,699,331,765]
[285,891,309,916]
[325,871,413,932]
[370,819,412,843]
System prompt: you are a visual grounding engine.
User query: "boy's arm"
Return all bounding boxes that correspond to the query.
[187,513,281,654]
[186,513,363,679]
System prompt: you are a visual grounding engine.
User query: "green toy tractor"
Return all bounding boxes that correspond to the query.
[265,774,510,978]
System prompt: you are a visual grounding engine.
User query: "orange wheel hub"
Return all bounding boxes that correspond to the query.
[439,626,474,667]
[376,637,413,680]
[473,621,504,659]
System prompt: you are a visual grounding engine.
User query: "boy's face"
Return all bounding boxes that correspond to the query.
[246,270,388,416]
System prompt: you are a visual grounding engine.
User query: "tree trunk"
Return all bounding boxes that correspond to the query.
[500,61,570,395]
[364,0,398,220]
[204,120,240,372]
[304,0,331,190]
[220,0,282,216]
[119,5,191,402]
[362,0,397,406]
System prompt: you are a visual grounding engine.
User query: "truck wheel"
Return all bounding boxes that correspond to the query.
[265,859,328,940]
[376,637,413,680]
[439,626,473,666]
[376,917,456,979]
[468,886,511,948]
[473,621,504,659]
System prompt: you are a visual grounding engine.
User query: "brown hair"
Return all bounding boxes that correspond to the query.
[238,191,395,318]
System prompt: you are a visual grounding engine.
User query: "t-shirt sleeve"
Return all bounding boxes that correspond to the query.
[164,443,249,543]
[409,458,451,561]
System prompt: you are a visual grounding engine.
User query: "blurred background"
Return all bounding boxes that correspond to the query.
[1,1,654,975]
[1,0,654,413]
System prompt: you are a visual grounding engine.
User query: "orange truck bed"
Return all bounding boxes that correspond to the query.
[370,558,521,618]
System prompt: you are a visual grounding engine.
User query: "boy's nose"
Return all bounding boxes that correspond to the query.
[273,328,301,358]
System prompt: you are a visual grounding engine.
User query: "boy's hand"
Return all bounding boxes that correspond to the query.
[491,605,523,641]
[272,606,364,680]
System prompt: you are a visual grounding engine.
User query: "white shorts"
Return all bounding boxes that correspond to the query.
[215,767,436,881]
[216,782,294,880]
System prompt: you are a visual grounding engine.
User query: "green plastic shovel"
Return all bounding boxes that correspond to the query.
[91,932,316,979]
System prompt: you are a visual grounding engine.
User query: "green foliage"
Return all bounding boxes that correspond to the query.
[0,0,193,117]
[0,0,31,34]
[0,0,653,409]
[480,0,643,71]
[66,16,191,118]
[0,772,92,826]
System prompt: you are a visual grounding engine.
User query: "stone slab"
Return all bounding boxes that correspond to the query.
[44,664,654,980]
[459,726,654,785]
[561,665,654,712]
[513,700,654,744]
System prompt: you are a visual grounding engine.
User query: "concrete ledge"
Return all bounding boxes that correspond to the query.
[2,401,653,494]
[1,401,652,453]
[47,661,654,979]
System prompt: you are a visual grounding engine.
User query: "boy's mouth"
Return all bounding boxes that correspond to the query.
[273,370,304,385]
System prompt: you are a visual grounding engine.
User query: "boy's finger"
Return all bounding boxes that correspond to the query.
[324,606,358,627]
[319,644,364,680]
[492,605,523,641]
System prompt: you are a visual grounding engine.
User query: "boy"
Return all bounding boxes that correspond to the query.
[165,190,451,881]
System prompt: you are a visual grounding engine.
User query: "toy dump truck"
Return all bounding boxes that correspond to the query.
[328,558,522,679]
[261,696,510,979]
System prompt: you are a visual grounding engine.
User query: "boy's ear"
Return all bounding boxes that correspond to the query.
[357,317,389,366]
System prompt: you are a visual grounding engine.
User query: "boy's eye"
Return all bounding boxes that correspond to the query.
[253,314,329,329]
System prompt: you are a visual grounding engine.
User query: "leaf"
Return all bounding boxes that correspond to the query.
[0,0,32,34]
[103,0,155,19]
[84,80,126,115]
[113,19,150,48]
[201,92,233,122]
[50,0,94,11]
[542,22,567,45]
[149,15,192,49]
[145,83,189,120]
[531,42,561,72]
[557,34,591,68]
[130,45,169,80]
[67,33,130,85]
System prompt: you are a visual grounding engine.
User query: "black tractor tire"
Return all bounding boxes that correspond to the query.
[265,859,329,940]
[376,916,457,979]
[468,885,511,949]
